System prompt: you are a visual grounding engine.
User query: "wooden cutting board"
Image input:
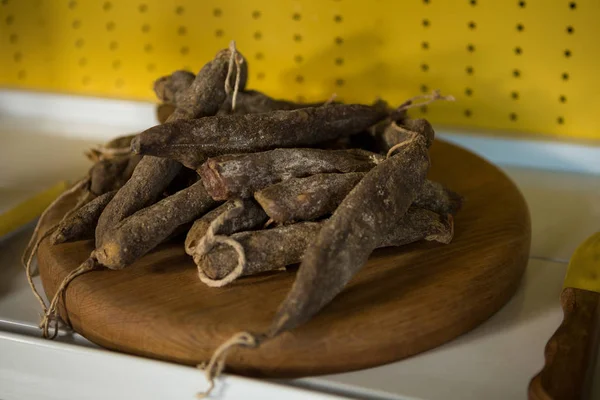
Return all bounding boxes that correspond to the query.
[38,140,531,378]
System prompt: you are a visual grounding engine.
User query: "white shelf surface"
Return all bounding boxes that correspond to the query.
[1,90,599,400]
[0,330,346,400]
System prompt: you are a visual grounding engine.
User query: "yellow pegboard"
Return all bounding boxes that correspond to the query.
[1,0,599,139]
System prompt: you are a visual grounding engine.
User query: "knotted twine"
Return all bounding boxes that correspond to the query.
[22,177,90,268]
[190,200,261,397]
[323,93,337,106]
[385,90,455,158]
[395,89,455,113]
[386,125,419,159]
[224,40,244,112]
[369,90,454,142]
[196,331,260,398]
[425,214,455,244]
[23,178,92,333]
[193,199,247,288]
[40,256,99,339]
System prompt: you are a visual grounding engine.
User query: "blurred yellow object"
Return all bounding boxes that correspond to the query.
[564,232,600,293]
[0,182,68,238]
[0,0,599,139]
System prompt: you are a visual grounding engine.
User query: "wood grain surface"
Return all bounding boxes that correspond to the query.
[528,288,600,400]
[38,140,531,378]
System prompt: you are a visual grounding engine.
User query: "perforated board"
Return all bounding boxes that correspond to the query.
[1,0,599,139]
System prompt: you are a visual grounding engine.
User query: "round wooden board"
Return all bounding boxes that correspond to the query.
[38,140,531,378]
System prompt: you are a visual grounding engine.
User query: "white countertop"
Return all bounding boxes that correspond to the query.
[1,90,599,400]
